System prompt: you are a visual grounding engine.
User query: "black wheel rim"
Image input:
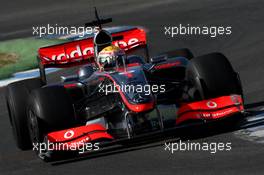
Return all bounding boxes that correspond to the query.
[28,110,40,149]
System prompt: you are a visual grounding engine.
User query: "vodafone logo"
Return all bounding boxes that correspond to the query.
[206,101,217,109]
[51,45,94,61]
[64,130,75,139]
[114,38,139,48]
[50,38,139,61]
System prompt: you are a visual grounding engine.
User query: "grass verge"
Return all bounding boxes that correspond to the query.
[0,38,61,80]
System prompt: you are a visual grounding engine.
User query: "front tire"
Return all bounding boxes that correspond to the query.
[27,86,77,158]
[5,78,42,150]
[186,52,243,101]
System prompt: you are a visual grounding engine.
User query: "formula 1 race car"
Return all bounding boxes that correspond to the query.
[5,9,244,161]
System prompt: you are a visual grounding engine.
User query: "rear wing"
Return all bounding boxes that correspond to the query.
[38,27,147,68]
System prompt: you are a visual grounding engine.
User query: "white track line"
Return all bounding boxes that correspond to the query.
[0,68,59,87]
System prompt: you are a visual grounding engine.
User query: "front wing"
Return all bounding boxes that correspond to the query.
[44,95,244,156]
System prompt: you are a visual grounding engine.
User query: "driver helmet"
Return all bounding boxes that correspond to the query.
[97,45,126,70]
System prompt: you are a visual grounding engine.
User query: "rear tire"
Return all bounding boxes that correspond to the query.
[186,52,243,100]
[5,78,42,150]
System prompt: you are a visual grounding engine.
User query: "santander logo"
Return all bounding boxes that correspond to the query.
[50,38,139,61]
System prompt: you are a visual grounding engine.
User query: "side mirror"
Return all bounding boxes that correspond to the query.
[61,75,79,83]
[150,55,167,64]
[78,65,95,80]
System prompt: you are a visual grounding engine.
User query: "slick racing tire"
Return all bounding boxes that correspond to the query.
[5,78,42,150]
[186,52,243,101]
[27,86,76,158]
[161,48,194,60]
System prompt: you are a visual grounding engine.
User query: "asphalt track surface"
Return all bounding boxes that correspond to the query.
[1,0,264,174]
